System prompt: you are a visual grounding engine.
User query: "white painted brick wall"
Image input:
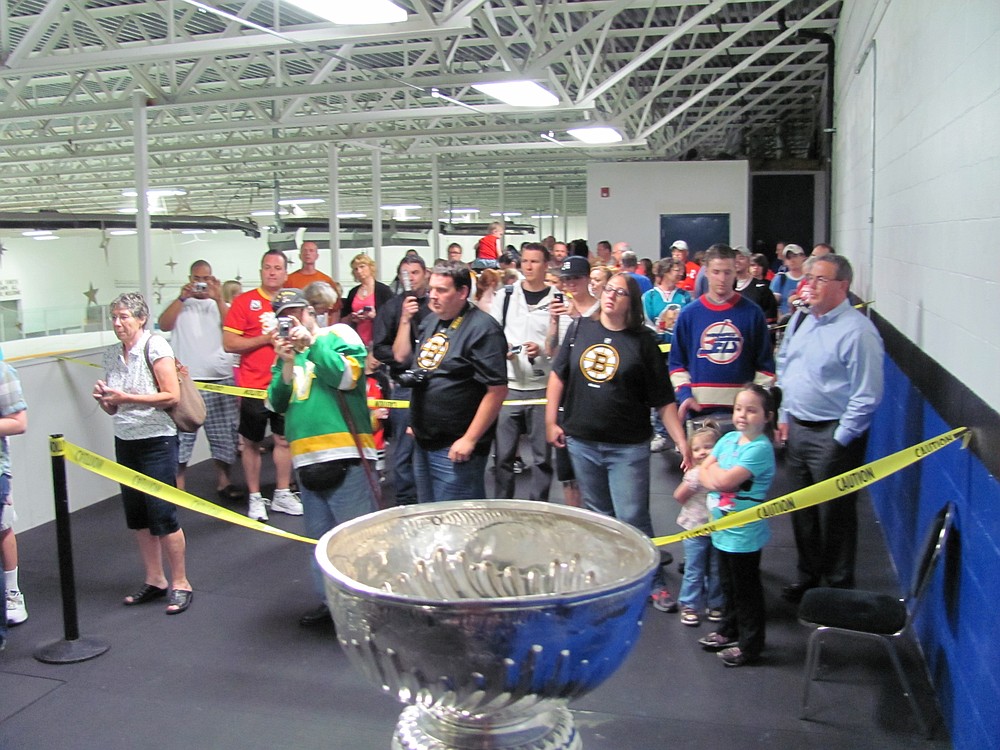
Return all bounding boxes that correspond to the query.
[834,0,1000,411]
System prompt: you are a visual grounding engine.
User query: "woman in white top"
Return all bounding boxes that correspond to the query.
[93,292,193,615]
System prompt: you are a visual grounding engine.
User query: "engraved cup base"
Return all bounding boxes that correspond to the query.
[391,704,581,750]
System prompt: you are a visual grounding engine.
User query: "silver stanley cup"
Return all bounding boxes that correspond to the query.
[315,500,658,750]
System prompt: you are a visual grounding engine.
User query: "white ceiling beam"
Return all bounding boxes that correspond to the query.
[1,16,473,76]
[636,0,837,140]
[617,0,799,123]
[658,50,824,152]
[575,0,727,106]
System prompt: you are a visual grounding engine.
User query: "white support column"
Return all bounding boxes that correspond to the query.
[372,150,383,271]
[549,185,556,239]
[430,154,441,260]
[562,185,568,241]
[498,169,505,251]
[132,91,153,310]
[328,145,341,283]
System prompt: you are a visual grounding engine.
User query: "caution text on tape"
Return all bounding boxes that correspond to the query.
[54,437,317,545]
[651,426,968,547]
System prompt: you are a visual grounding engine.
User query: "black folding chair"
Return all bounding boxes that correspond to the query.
[797,501,955,737]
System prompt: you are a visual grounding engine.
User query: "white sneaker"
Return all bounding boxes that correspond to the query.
[248,493,268,522]
[7,590,27,626]
[270,489,303,516]
[650,435,669,452]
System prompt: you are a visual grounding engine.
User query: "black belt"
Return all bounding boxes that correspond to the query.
[792,415,838,429]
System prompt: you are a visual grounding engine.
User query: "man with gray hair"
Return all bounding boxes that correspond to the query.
[776,253,884,603]
[620,250,653,293]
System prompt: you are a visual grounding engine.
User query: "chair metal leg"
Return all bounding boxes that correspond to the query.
[800,627,825,719]
[882,639,932,738]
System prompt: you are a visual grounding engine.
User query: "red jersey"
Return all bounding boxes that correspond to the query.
[678,261,700,292]
[223,288,277,389]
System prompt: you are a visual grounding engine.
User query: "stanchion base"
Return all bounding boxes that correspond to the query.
[34,637,110,664]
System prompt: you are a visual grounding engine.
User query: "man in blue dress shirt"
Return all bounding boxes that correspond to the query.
[776,254,884,602]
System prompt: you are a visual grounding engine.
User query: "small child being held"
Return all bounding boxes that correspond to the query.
[673,424,725,627]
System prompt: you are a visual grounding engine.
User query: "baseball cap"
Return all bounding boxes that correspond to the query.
[734,245,752,257]
[272,288,309,315]
[784,243,806,257]
[559,256,590,278]
[670,240,689,251]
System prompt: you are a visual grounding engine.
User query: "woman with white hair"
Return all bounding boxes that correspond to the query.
[93,292,193,615]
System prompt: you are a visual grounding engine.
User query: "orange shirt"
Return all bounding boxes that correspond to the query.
[285,268,335,289]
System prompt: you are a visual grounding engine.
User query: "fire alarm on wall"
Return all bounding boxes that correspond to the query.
[600,187,610,198]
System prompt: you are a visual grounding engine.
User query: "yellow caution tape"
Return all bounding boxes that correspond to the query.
[652,426,969,547]
[196,381,267,399]
[56,356,269,399]
[53,437,317,545]
[56,355,102,369]
[770,300,873,332]
[368,397,549,409]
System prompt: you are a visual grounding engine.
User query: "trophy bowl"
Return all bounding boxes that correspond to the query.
[315,500,659,750]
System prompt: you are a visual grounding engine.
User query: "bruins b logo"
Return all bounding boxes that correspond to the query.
[416,332,450,370]
[579,343,619,383]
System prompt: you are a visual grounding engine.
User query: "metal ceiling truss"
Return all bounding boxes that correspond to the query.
[0,0,840,223]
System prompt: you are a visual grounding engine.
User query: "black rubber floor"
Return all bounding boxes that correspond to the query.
[0,444,951,749]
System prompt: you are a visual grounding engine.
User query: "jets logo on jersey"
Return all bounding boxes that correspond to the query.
[697,319,743,365]
[579,343,619,383]
[416,332,450,370]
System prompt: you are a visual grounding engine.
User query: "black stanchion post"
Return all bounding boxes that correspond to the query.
[34,434,109,664]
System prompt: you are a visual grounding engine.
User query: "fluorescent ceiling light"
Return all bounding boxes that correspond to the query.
[251,209,290,217]
[337,212,367,219]
[444,208,478,214]
[567,126,624,144]
[473,81,558,108]
[118,207,139,214]
[380,204,421,211]
[531,214,558,219]
[490,212,522,218]
[108,229,137,236]
[22,230,53,237]
[181,229,208,235]
[287,0,407,25]
[33,235,60,241]
[278,198,324,206]
[122,188,187,198]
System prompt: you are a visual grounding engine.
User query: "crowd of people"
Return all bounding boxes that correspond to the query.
[0,230,880,667]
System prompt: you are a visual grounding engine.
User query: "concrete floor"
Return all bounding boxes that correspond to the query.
[0,444,950,749]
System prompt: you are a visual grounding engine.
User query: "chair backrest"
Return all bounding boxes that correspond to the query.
[905,501,955,623]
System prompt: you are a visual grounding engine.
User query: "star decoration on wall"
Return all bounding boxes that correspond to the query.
[84,282,99,305]
[154,291,162,305]
[153,276,165,290]
[234,269,242,283]
[165,257,178,272]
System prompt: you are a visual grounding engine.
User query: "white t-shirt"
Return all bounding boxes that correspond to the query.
[169,298,234,380]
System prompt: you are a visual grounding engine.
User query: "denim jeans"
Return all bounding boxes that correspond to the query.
[413,445,488,503]
[678,535,724,611]
[300,463,376,601]
[566,436,652,535]
[566,436,662,586]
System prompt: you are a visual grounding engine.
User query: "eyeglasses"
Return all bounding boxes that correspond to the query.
[803,275,838,286]
[602,286,629,299]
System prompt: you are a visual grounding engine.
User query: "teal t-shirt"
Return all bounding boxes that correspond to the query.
[707,431,775,552]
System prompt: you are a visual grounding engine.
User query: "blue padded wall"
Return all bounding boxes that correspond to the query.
[866,356,1000,750]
